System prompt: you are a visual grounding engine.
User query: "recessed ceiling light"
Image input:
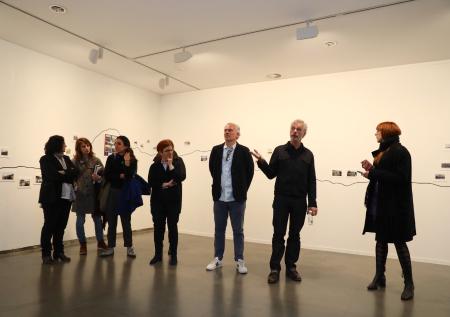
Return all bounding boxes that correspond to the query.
[325,41,337,47]
[267,73,282,79]
[49,5,67,14]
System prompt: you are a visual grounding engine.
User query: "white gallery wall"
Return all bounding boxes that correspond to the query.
[1,36,450,266]
[159,59,450,265]
[0,38,159,251]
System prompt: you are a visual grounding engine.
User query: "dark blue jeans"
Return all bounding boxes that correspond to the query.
[213,201,246,261]
[76,213,104,243]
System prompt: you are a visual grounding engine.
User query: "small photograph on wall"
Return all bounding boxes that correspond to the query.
[332,170,342,177]
[18,178,31,189]
[200,155,208,162]
[104,134,117,157]
[1,172,15,182]
[347,171,358,177]
[435,174,446,182]
[1,147,9,158]
[34,175,43,185]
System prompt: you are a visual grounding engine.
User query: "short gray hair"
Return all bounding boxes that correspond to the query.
[225,122,241,134]
[291,119,308,137]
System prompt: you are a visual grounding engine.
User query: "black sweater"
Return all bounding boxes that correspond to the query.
[258,142,317,207]
[104,154,137,189]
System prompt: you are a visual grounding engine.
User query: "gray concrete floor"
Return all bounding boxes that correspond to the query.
[0,231,449,317]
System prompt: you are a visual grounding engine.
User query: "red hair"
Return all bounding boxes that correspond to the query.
[374,122,401,165]
[156,139,174,153]
[376,121,401,139]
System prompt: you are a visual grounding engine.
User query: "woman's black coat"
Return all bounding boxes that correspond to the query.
[148,153,186,211]
[38,154,78,205]
[363,141,416,242]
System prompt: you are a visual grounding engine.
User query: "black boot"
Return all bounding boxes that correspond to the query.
[395,242,414,301]
[401,281,414,300]
[54,253,71,263]
[368,242,388,290]
[149,245,163,265]
[367,273,386,290]
[149,254,162,265]
[169,253,178,266]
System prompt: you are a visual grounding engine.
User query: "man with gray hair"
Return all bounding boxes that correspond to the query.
[252,119,318,284]
[206,123,254,274]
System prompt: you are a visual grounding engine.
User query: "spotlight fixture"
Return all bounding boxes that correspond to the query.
[296,21,319,40]
[89,47,103,64]
[159,76,170,90]
[267,73,282,79]
[325,41,337,47]
[49,5,66,14]
[174,48,192,63]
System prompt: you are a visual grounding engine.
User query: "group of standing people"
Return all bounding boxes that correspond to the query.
[38,135,140,263]
[38,119,416,301]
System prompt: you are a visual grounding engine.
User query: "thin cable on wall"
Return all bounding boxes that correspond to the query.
[316,179,450,188]
[0,166,40,170]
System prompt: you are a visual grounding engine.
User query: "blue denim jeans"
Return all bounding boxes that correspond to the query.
[76,213,104,243]
[213,201,246,261]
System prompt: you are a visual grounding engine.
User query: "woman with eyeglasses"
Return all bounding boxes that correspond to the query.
[148,139,186,265]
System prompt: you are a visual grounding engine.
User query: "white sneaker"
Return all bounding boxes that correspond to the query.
[100,247,114,257]
[127,246,136,258]
[206,257,223,271]
[236,259,248,274]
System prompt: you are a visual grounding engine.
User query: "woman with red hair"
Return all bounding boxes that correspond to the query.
[148,139,186,266]
[361,122,416,300]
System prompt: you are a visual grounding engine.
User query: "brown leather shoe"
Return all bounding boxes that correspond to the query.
[79,243,87,255]
[268,271,280,284]
[97,240,108,250]
[286,268,302,282]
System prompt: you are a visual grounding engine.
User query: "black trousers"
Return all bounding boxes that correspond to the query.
[106,211,133,248]
[151,200,181,255]
[270,195,307,271]
[105,188,133,248]
[41,199,72,257]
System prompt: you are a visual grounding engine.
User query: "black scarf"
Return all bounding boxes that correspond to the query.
[371,135,400,158]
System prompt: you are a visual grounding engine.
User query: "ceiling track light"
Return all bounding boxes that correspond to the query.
[159,76,170,90]
[49,5,66,14]
[296,21,319,40]
[173,48,192,63]
[89,47,104,64]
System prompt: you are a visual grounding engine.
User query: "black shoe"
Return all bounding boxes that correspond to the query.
[286,268,302,282]
[149,255,162,265]
[169,254,178,266]
[54,253,71,263]
[367,274,386,290]
[42,256,55,265]
[401,283,414,300]
[268,271,280,284]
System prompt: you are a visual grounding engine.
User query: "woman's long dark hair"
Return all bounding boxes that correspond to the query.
[116,135,137,162]
[44,135,65,155]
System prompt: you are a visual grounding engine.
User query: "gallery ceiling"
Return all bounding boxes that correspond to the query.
[0,0,449,95]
